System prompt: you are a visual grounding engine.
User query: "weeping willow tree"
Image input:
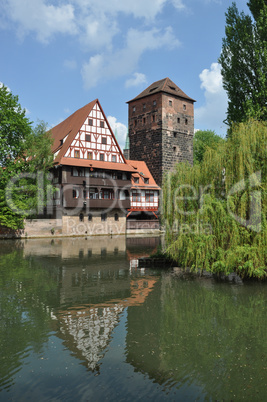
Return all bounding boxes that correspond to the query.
[162,120,267,279]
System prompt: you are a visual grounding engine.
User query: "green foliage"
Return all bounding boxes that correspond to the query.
[0,85,54,230]
[193,130,225,164]
[218,0,267,128]
[162,120,267,279]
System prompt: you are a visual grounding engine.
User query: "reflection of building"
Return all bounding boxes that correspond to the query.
[55,276,158,372]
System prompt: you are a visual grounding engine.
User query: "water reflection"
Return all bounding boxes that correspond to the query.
[0,236,266,401]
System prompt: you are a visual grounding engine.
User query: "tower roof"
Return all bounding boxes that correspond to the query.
[127,77,196,103]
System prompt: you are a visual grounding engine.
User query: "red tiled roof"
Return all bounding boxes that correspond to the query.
[51,99,128,166]
[127,77,196,103]
[127,160,161,190]
[56,157,136,172]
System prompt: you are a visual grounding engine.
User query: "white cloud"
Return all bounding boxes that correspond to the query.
[125,73,147,88]
[107,116,127,150]
[195,62,228,136]
[82,27,180,89]
[3,0,77,43]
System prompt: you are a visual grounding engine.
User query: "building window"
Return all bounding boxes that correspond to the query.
[134,177,139,184]
[143,103,146,111]
[152,115,155,122]
[74,150,80,158]
[185,118,188,125]
[100,121,104,128]
[153,100,156,106]
[73,188,79,198]
[88,214,92,221]
[85,134,91,142]
[112,155,116,163]
[133,106,136,112]
[169,100,172,106]
[145,191,154,202]
[72,167,84,177]
[173,146,177,154]
[177,117,180,124]
[101,213,107,221]
[132,192,141,202]
[100,153,104,161]
[88,119,93,126]
[79,213,84,222]
[102,137,107,144]
[174,132,177,138]
[114,213,119,221]
[143,117,146,124]
[134,119,137,127]
[183,104,186,111]
[87,152,92,160]
[144,178,149,184]
[89,188,98,199]
[117,172,122,180]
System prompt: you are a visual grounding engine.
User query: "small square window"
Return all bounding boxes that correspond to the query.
[102,137,107,144]
[87,152,92,160]
[100,153,104,161]
[74,150,80,158]
[100,121,104,128]
[112,155,116,163]
[169,100,172,106]
[85,134,91,142]
[88,119,93,126]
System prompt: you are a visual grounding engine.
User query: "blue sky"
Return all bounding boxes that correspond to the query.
[0,0,249,149]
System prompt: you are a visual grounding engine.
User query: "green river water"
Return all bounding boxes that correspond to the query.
[0,236,266,401]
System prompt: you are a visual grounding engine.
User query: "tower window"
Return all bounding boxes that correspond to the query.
[152,115,155,122]
[169,100,172,106]
[174,132,177,138]
[143,117,146,124]
[183,104,186,111]
[143,104,146,111]
[153,100,157,106]
[133,106,136,113]
[173,146,177,153]
[134,119,137,127]
[185,118,188,125]
[177,117,180,124]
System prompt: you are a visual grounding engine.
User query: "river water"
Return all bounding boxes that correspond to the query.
[0,236,266,401]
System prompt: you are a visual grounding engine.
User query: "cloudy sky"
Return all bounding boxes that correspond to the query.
[0,0,249,148]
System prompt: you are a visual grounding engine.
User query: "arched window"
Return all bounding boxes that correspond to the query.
[114,213,119,221]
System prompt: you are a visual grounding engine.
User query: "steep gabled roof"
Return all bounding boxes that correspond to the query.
[50,99,129,167]
[127,77,196,103]
[127,160,161,190]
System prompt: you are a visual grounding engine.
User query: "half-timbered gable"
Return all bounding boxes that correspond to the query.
[52,99,125,166]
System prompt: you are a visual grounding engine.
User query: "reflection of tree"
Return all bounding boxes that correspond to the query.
[126,275,267,400]
[0,250,58,391]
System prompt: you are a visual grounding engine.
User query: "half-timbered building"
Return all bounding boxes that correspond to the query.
[50,99,136,236]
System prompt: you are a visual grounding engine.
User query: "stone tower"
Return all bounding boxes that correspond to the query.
[127,78,196,186]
